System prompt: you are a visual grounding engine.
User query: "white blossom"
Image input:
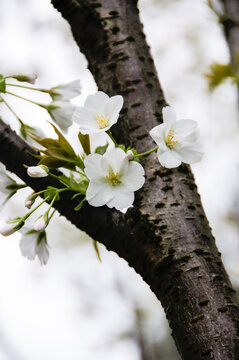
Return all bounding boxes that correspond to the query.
[27,165,48,178]
[19,227,49,265]
[84,147,145,210]
[47,101,76,132]
[72,91,123,134]
[50,80,81,101]
[149,106,203,168]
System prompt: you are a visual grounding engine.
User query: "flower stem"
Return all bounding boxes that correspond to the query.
[6,83,49,93]
[134,146,158,158]
[106,130,118,146]
[0,96,24,124]
[5,91,47,109]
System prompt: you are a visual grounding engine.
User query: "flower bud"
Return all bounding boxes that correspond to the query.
[34,217,47,232]
[0,219,25,237]
[27,165,48,178]
[126,150,134,160]
[25,192,36,209]
[13,74,37,84]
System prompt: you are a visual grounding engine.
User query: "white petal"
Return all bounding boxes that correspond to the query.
[157,148,181,168]
[103,95,123,126]
[84,91,109,111]
[51,80,81,101]
[173,119,198,138]
[121,162,145,191]
[174,145,203,164]
[107,188,134,210]
[104,147,127,173]
[162,106,177,123]
[86,181,114,207]
[36,241,49,265]
[20,233,37,260]
[149,124,168,150]
[84,154,105,179]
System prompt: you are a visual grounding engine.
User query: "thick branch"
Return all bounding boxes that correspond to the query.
[221,0,239,64]
[1,0,239,358]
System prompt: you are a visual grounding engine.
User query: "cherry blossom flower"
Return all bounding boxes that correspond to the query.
[84,147,145,210]
[27,165,48,178]
[72,91,123,134]
[47,101,76,132]
[149,106,203,168]
[19,227,49,265]
[50,80,81,101]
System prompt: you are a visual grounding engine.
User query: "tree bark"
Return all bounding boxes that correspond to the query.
[1,0,239,359]
[221,0,239,64]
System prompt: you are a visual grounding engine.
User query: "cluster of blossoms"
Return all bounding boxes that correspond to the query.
[0,74,203,265]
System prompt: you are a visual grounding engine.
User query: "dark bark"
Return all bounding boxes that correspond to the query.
[1,0,239,359]
[221,0,239,64]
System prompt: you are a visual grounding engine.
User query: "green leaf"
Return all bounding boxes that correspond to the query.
[0,75,6,93]
[78,132,91,155]
[49,122,76,158]
[95,142,109,155]
[74,197,86,211]
[205,62,236,90]
[39,156,75,170]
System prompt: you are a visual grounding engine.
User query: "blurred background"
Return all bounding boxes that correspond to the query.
[0,0,239,359]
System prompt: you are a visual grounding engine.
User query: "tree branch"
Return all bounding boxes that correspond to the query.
[221,0,239,65]
[0,0,239,358]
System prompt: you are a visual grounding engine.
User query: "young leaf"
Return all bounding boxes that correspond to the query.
[78,132,91,155]
[95,142,109,155]
[74,197,86,211]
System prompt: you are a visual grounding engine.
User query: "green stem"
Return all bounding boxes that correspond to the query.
[134,146,158,158]
[6,91,47,109]
[106,130,118,146]
[48,208,56,222]
[0,96,23,124]
[6,83,49,93]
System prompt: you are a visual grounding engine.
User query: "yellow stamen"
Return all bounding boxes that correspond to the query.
[165,129,179,148]
[95,115,109,129]
[106,171,120,186]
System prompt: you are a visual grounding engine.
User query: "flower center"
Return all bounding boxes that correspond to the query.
[106,171,120,186]
[165,129,179,149]
[95,115,109,129]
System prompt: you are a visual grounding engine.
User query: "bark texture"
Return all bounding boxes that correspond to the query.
[221,0,239,64]
[1,0,239,359]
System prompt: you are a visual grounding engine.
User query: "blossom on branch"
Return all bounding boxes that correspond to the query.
[27,165,48,178]
[19,227,49,265]
[49,80,81,101]
[84,147,145,210]
[149,106,203,168]
[72,91,123,134]
[47,101,76,132]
